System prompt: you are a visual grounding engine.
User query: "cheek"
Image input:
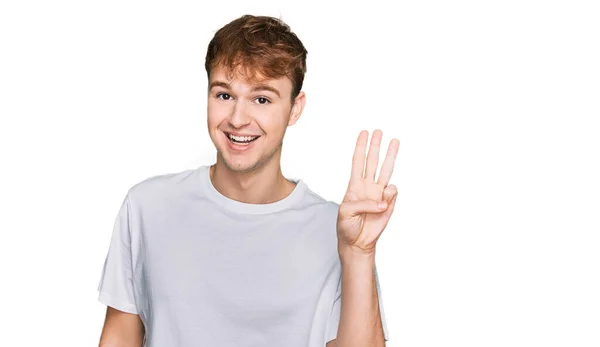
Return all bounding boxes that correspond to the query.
[207,102,227,127]
[255,107,289,131]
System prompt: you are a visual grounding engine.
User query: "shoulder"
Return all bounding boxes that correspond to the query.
[126,167,198,206]
[301,183,340,218]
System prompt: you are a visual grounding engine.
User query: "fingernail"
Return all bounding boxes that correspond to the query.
[378,201,387,209]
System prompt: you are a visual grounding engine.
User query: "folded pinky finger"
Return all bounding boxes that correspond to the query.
[383,185,398,202]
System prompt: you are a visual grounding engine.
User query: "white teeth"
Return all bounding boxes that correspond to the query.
[228,134,259,142]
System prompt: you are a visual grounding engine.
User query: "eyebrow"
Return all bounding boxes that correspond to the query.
[209,80,281,98]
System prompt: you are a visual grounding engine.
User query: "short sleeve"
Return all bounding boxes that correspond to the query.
[97,193,138,314]
[325,263,390,343]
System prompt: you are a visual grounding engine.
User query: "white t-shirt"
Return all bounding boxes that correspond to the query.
[97,165,390,346]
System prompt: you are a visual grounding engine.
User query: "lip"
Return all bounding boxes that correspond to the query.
[225,131,262,137]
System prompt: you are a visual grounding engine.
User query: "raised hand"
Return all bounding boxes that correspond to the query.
[336,129,400,256]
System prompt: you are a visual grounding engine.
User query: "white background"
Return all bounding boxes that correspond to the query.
[1,0,598,346]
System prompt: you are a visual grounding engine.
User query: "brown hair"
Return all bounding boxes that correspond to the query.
[205,15,308,104]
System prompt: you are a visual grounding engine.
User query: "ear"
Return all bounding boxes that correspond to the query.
[287,91,306,126]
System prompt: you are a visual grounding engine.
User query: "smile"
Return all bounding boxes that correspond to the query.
[223,132,261,152]
[226,132,261,144]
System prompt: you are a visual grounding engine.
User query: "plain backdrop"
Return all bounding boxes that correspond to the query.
[0,0,598,346]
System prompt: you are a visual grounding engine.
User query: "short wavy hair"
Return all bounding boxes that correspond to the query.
[205,15,308,103]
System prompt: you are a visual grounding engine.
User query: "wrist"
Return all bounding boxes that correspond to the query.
[338,243,376,263]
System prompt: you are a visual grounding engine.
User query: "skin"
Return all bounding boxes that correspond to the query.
[98,63,400,346]
[206,64,306,204]
[98,307,144,346]
[337,129,400,255]
[331,130,400,347]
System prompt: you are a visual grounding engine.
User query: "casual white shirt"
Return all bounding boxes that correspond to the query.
[97,165,390,346]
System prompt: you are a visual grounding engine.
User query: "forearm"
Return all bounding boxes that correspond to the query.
[335,246,386,347]
[99,307,145,347]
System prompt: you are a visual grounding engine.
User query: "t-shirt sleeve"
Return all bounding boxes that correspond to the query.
[97,193,139,314]
[325,263,390,344]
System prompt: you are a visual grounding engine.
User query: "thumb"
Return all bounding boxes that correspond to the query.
[340,199,387,218]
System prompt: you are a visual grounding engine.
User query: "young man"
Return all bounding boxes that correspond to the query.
[97,14,399,347]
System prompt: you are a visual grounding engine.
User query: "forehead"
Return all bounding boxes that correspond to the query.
[210,64,291,89]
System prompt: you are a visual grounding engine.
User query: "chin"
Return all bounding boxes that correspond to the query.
[218,152,260,173]
[228,162,258,173]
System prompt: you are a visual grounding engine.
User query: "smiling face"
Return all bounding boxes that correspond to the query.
[207,64,305,174]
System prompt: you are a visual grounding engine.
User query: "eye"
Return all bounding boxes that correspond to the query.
[255,97,271,105]
[216,92,231,101]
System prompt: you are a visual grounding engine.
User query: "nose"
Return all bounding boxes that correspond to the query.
[228,101,252,129]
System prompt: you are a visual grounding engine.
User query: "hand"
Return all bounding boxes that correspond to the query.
[337,129,400,256]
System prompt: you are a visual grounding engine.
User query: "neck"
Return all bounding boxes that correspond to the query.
[209,158,297,205]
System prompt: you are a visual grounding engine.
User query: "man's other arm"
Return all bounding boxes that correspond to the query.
[98,306,145,346]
